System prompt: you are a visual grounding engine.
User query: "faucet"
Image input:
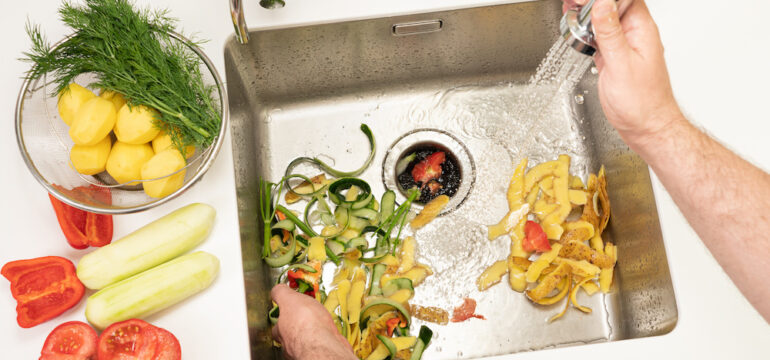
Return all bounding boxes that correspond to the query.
[230,0,249,44]
[560,0,635,56]
[230,0,286,44]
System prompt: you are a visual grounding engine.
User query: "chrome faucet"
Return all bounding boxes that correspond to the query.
[560,0,634,56]
[230,0,249,44]
[230,0,286,44]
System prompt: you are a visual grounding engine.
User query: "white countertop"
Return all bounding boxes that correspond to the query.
[1,0,768,359]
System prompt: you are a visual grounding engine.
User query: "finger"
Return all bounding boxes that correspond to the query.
[270,284,294,306]
[591,0,632,64]
[593,54,605,73]
[617,0,663,55]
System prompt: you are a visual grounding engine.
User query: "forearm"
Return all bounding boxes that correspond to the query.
[628,112,770,321]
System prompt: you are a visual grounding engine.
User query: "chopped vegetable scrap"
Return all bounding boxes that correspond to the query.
[397,145,462,204]
[1,256,85,328]
[451,298,486,323]
[478,155,616,322]
[260,124,438,359]
[49,186,113,249]
[410,195,450,230]
[39,321,98,360]
[412,151,445,188]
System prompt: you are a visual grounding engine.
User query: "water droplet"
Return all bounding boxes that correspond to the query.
[591,66,599,74]
[574,94,585,104]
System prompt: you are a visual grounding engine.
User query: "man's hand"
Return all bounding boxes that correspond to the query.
[579,0,684,149]
[271,284,356,360]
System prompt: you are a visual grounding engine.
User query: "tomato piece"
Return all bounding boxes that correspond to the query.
[1,256,85,328]
[97,319,160,360]
[40,321,97,360]
[49,186,113,249]
[411,152,446,185]
[450,298,485,322]
[523,221,551,253]
[152,327,182,360]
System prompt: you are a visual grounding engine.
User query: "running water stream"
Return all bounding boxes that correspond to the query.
[403,37,606,359]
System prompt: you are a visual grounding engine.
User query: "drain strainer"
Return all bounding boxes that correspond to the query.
[382,129,475,215]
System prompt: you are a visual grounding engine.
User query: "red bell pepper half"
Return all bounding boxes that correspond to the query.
[411,152,446,186]
[522,220,552,253]
[49,186,113,249]
[1,256,85,328]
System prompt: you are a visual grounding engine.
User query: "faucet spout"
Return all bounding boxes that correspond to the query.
[560,0,634,56]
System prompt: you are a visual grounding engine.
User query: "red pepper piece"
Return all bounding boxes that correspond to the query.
[49,186,113,249]
[287,270,316,297]
[411,152,446,185]
[386,317,400,337]
[451,298,485,323]
[523,220,551,253]
[1,256,85,328]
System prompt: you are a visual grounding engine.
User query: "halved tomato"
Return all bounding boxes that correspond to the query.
[152,327,182,360]
[40,321,98,360]
[97,319,159,360]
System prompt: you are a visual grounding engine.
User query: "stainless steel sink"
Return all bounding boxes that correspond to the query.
[224,1,678,358]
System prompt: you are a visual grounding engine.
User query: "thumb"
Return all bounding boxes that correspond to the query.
[591,0,631,63]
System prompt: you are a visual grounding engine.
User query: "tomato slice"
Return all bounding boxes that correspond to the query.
[97,319,160,360]
[152,327,182,360]
[523,221,551,253]
[40,321,97,360]
[411,152,446,185]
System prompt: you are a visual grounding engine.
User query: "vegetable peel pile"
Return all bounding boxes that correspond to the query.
[477,155,617,321]
[261,124,441,359]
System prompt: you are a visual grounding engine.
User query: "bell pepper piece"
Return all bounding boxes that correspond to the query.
[1,256,85,328]
[49,186,113,248]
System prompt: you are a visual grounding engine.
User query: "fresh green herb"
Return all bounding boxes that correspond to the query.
[23,0,220,149]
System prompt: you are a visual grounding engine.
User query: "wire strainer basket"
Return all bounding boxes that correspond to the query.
[15,32,228,214]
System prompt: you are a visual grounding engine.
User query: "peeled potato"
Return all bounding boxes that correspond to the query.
[140,149,187,198]
[106,141,154,185]
[58,83,96,126]
[69,97,117,146]
[151,131,195,159]
[114,104,161,145]
[70,136,112,175]
[99,90,127,112]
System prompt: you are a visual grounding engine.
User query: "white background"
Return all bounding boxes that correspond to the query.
[0,0,768,359]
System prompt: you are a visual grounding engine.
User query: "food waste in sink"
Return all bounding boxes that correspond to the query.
[260,124,461,359]
[478,154,616,322]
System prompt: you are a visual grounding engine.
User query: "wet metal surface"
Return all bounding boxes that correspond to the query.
[224,1,677,358]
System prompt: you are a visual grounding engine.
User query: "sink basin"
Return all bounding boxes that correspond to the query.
[224,0,678,358]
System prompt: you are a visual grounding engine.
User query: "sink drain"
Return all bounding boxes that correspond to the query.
[382,129,475,215]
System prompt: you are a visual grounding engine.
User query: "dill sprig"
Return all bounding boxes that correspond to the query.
[22,0,220,149]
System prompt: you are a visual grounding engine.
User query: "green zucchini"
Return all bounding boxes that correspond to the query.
[382,278,414,297]
[368,264,387,296]
[379,190,396,226]
[409,326,433,360]
[361,298,411,326]
[77,203,216,290]
[85,251,220,330]
[264,235,296,268]
[351,208,378,221]
[376,335,398,358]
